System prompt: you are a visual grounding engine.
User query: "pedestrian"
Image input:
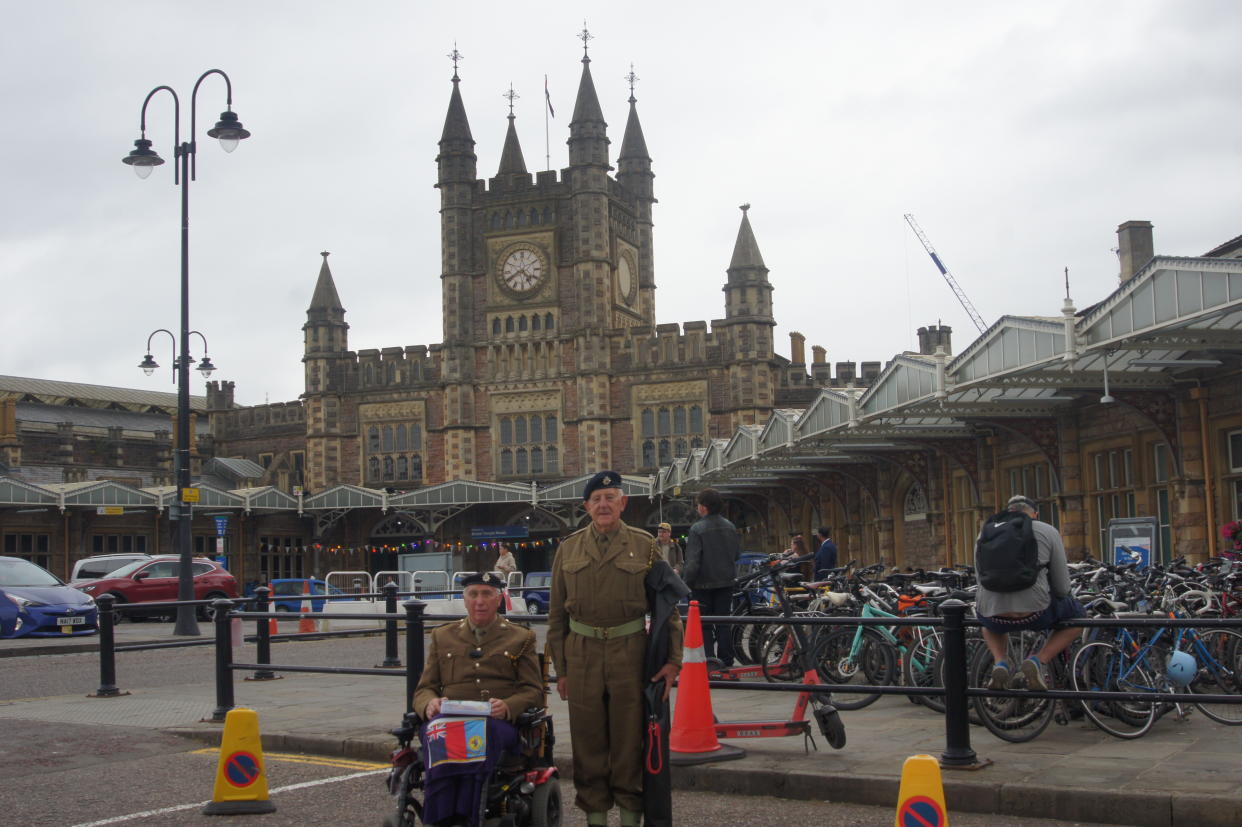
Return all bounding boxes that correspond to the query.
[411,571,544,826]
[654,522,684,574]
[976,495,1084,691]
[814,526,838,578]
[546,471,684,827]
[494,542,518,578]
[683,487,742,667]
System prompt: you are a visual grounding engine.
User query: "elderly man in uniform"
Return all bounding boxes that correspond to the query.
[413,572,544,826]
[547,471,684,827]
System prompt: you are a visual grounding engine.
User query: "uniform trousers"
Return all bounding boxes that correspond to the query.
[564,629,647,813]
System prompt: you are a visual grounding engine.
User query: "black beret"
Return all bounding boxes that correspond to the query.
[459,572,506,590]
[583,470,625,501]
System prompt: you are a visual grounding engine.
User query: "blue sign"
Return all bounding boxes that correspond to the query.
[214,516,230,537]
[470,526,529,540]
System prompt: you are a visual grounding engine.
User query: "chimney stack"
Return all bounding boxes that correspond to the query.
[789,331,806,365]
[811,345,826,365]
[917,324,953,356]
[1117,220,1154,283]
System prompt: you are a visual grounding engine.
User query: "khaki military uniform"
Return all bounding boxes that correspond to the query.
[413,616,544,722]
[546,520,684,815]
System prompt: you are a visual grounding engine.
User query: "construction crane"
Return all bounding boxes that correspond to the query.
[903,213,988,334]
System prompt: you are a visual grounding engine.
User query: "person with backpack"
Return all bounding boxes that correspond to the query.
[975,494,1083,691]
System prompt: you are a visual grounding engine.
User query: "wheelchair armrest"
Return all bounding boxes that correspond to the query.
[515,707,549,729]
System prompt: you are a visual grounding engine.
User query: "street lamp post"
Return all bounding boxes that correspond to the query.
[123,70,250,636]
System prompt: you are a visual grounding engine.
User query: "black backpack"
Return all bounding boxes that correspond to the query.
[975,510,1045,592]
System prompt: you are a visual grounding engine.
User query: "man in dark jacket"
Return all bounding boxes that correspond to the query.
[683,487,741,666]
[814,526,838,578]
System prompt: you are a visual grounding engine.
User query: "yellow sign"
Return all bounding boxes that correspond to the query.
[203,708,276,815]
[96,506,124,516]
[181,487,200,503]
[895,754,948,827]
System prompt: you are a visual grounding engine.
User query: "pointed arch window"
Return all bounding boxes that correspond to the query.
[519,315,528,332]
[500,449,513,475]
[364,364,374,385]
[641,409,654,438]
[642,440,655,467]
[368,426,381,452]
[690,405,703,433]
[500,418,513,445]
[490,213,501,230]
[506,316,515,333]
[675,438,689,458]
[657,408,671,436]
[397,456,409,480]
[531,447,543,474]
[395,425,408,451]
[673,406,687,434]
[530,415,542,442]
[545,416,557,441]
[544,313,555,330]
[516,448,528,475]
[383,457,394,481]
[529,208,539,225]
[382,426,394,452]
[546,446,558,474]
[492,318,501,336]
[531,314,541,331]
[410,455,423,481]
[658,439,672,466]
[411,424,422,450]
[542,207,553,224]
[515,417,527,443]
[368,456,381,480]
[386,362,396,384]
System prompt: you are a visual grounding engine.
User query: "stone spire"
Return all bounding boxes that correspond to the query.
[729,204,767,271]
[618,66,650,167]
[437,45,477,185]
[307,251,345,323]
[568,25,609,168]
[497,85,527,175]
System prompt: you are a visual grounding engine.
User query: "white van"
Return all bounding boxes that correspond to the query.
[70,553,153,584]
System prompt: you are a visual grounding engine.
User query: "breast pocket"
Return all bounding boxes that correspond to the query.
[611,556,649,614]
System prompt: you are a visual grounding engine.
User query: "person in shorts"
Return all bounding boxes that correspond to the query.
[976,495,1084,691]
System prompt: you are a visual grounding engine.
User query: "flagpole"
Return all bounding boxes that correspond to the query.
[544,74,551,171]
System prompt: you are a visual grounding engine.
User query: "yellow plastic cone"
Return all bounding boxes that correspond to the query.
[202,707,277,815]
[894,754,948,827]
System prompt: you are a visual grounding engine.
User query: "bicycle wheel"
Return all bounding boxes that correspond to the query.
[732,607,779,666]
[813,628,894,710]
[1069,641,1157,739]
[759,626,800,682]
[1187,628,1242,724]
[902,628,943,712]
[969,633,1054,743]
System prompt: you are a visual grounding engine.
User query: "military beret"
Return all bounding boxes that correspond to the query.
[583,470,624,501]
[459,571,506,590]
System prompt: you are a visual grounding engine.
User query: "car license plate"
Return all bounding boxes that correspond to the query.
[57,616,86,626]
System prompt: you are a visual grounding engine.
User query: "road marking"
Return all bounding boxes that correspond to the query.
[188,746,387,770]
[68,769,386,827]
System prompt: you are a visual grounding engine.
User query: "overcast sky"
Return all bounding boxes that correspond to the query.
[4,2,1240,406]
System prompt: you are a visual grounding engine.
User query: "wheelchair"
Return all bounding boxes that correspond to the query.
[382,707,561,827]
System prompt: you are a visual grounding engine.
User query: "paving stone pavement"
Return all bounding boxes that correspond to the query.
[4,627,1242,826]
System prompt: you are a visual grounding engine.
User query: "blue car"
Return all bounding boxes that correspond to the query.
[267,578,346,612]
[521,571,551,614]
[1,556,98,638]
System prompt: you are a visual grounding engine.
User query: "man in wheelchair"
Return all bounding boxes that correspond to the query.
[387,571,557,827]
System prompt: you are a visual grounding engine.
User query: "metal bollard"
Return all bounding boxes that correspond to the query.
[90,594,125,698]
[403,599,427,714]
[208,598,236,723]
[249,586,277,681]
[938,599,981,767]
[379,582,402,668]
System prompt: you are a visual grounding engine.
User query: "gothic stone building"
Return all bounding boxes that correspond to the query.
[209,54,864,501]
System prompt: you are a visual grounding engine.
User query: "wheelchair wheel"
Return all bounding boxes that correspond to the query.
[531,777,562,827]
[383,763,422,827]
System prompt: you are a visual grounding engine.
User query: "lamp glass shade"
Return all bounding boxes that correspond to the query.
[139,354,159,375]
[122,138,164,175]
[198,357,216,379]
[206,110,250,153]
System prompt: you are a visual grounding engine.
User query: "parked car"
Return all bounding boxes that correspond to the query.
[70,553,153,584]
[267,578,347,612]
[74,555,238,621]
[0,556,98,638]
[521,571,552,614]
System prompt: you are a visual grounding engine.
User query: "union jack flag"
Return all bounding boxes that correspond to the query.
[425,717,488,768]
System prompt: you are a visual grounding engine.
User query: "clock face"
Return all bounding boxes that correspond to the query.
[617,255,634,302]
[501,248,544,293]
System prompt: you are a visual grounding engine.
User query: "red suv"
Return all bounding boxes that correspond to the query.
[74,555,238,621]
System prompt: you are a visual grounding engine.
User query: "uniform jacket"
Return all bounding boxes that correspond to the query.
[412,616,544,722]
[546,520,684,677]
[683,513,742,590]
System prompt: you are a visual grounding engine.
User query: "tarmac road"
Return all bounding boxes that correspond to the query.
[4,719,1134,827]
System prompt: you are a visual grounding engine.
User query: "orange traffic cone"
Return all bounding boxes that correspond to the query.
[297,579,317,634]
[268,615,279,636]
[669,601,745,765]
